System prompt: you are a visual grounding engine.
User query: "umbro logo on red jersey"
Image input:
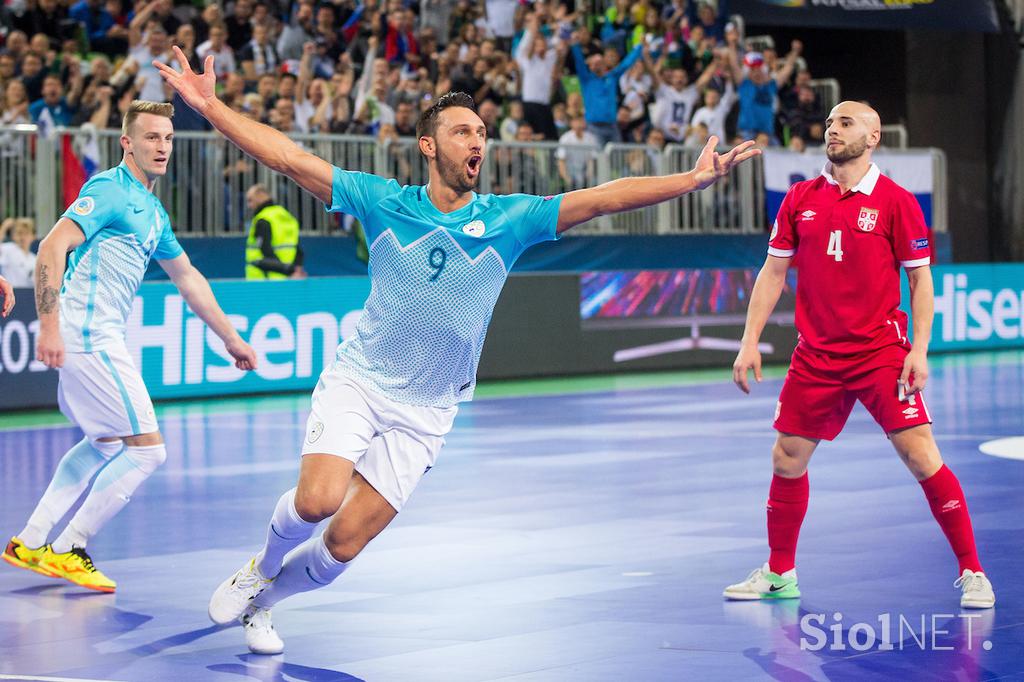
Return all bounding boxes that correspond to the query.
[799,210,816,221]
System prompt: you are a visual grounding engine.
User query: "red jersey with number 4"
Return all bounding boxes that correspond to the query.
[768,163,932,356]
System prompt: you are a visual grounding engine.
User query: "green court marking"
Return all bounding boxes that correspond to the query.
[2,349,1020,431]
[472,365,788,399]
[0,366,786,430]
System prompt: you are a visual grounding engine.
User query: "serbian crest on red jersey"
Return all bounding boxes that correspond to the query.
[857,207,879,232]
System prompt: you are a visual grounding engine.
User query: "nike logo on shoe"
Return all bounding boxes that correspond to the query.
[768,584,787,592]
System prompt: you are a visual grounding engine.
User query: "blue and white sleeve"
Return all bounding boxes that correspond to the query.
[61,177,121,240]
[327,167,403,223]
[496,193,564,250]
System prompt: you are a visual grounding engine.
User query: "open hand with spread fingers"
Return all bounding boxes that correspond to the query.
[153,46,217,115]
[692,136,761,190]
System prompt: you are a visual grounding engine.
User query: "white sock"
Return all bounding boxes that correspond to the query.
[254,535,350,609]
[255,488,317,578]
[51,444,166,554]
[19,438,123,549]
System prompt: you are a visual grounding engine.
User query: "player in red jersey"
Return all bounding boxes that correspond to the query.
[723,101,994,609]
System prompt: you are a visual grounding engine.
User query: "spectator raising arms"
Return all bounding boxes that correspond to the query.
[729,40,802,143]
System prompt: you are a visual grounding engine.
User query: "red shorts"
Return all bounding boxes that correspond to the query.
[773,343,933,441]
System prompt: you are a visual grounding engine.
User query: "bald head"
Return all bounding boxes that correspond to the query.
[825,101,881,164]
[830,101,881,134]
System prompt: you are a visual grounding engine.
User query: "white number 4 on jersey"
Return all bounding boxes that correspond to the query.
[827,230,844,262]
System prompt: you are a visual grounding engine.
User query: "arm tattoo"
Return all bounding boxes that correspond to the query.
[36,264,59,315]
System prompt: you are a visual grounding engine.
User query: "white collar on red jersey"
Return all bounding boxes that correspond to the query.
[820,162,881,195]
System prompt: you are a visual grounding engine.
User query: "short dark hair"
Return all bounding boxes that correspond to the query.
[415,91,476,139]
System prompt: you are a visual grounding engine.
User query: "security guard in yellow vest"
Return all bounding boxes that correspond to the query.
[245,184,304,279]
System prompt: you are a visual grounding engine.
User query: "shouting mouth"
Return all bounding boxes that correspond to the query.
[466,155,482,178]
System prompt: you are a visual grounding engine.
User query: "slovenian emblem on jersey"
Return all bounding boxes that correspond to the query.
[461,220,485,237]
[857,207,879,232]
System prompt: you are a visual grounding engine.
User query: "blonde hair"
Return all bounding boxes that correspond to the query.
[13,217,35,235]
[122,100,175,136]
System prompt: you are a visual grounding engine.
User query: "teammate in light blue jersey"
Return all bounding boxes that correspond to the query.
[3,101,257,593]
[159,49,759,654]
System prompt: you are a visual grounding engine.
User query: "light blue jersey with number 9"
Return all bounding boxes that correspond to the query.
[328,167,563,407]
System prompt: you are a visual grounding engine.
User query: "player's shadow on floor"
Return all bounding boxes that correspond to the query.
[208,654,365,682]
[121,623,224,657]
[9,582,116,598]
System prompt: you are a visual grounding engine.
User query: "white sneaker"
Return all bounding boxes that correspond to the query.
[955,569,995,609]
[209,557,274,625]
[241,604,284,655]
[723,562,800,600]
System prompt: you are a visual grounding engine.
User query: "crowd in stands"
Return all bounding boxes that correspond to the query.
[0,0,830,266]
[0,0,826,151]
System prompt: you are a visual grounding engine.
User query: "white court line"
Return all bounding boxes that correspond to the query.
[0,675,121,682]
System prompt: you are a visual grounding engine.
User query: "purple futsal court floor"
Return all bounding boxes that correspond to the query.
[2,351,1023,681]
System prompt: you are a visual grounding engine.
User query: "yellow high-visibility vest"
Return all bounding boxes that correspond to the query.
[246,204,299,280]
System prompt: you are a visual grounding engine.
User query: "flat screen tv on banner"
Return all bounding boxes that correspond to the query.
[729,0,999,33]
[580,268,799,361]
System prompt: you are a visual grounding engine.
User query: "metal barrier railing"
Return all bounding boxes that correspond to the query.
[663,144,765,234]
[880,124,909,149]
[809,78,841,113]
[9,126,767,236]
[0,126,36,223]
[932,147,948,235]
[602,143,665,235]
[0,125,946,238]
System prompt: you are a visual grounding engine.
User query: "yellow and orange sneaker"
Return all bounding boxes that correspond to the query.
[2,536,57,578]
[38,546,116,593]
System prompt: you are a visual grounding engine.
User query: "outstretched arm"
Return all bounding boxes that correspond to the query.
[694,55,718,90]
[556,136,759,233]
[732,254,790,394]
[154,47,334,205]
[35,218,85,368]
[773,40,802,88]
[159,253,257,371]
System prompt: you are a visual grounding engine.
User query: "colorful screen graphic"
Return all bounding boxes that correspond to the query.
[580,268,798,327]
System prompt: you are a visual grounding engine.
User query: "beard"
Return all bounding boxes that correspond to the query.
[435,144,478,194]
[826,134,869,163]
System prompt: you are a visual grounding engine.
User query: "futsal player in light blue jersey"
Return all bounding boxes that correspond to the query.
[158,48,759,654]
[2,101,257,593]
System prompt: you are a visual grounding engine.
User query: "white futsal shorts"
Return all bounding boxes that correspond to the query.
[301,365,457,512]
[58,344,158,439]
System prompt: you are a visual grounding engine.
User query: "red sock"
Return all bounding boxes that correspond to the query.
[919,465,983,574]
[767,472,809,574]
